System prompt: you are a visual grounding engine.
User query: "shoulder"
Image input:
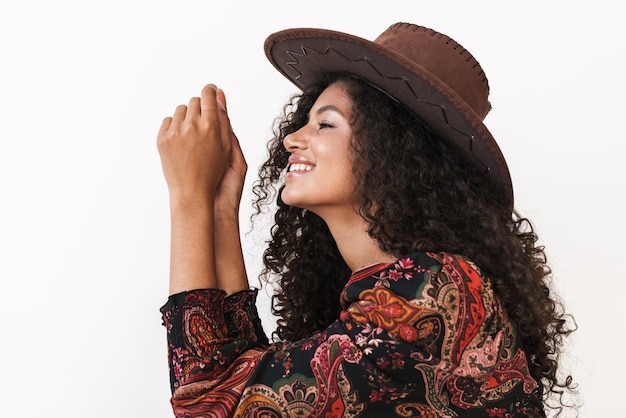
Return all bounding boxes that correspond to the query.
[342,252,498,324]
[354,252,491,301]
[424,252,491,299]
[418,252,499,330]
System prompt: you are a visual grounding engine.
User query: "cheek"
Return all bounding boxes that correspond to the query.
[340,153,357,183]
[337,164,359,195]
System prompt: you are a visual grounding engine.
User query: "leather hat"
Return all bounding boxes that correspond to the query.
[264,22,513,205]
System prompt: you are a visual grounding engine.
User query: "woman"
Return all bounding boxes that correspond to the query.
[157,23,575,417]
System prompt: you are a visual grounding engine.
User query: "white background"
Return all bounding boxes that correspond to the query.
[0,1,622,416]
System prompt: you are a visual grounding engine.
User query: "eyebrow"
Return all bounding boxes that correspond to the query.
[314,105,346,117]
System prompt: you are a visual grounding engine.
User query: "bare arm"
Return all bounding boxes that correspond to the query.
[213,88,250,294]
[157,84,233,295]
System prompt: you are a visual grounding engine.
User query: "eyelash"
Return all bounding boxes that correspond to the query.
[318,122,333,130]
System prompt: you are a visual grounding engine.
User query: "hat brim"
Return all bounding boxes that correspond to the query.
[264,27,513,205]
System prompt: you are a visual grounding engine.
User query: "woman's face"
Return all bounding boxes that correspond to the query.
[281,82,359,218]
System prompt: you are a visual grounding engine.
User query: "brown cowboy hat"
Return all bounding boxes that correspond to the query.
[264,22,513,205]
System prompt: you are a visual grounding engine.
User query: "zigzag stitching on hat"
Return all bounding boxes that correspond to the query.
[284,45,489,175]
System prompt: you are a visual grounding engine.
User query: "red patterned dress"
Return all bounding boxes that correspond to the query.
[160,252,545,417]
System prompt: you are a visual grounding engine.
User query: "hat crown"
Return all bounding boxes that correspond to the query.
[375,23,491,120]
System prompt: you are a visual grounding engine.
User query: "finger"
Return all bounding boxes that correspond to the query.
[187,97,201,120]
[200,84,219,118]
[172,104,188,125]
[217,88,228,113]
[229,132,247,176]
[217,102,233,152]
[158,116,173,137]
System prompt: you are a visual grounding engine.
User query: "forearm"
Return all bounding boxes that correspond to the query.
[214,212,249,294]
[168,199,218,295]
[158,84,243,296]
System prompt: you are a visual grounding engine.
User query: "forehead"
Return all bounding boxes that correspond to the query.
[312,82,353,113]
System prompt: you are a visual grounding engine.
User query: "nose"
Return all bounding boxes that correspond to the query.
[283,126,308,152]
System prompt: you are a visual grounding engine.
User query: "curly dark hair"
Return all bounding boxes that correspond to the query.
[252,73,576,411]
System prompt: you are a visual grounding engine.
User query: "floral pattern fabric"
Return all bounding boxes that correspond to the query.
[161,252,546,417]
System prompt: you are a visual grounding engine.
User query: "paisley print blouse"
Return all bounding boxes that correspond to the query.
[160,252,546,417]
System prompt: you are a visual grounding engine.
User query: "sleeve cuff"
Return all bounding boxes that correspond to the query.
[160,288,269,393]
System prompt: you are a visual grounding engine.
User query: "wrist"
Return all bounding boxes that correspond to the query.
[168,192,213,214]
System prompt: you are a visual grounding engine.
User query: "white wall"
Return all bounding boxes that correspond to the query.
[1,1,621,416]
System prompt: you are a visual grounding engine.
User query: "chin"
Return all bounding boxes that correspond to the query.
[280,189,304,209]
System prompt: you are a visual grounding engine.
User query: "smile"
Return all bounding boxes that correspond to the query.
[288,163,314,173]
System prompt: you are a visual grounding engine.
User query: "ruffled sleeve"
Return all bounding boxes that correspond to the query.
[160,289,269,400]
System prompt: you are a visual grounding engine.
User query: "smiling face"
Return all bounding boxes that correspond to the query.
[281,82,359,219]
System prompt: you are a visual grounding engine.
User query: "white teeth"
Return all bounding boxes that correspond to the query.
[289,163,313,172]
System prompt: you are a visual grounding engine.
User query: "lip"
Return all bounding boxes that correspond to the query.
[288,155,315,166]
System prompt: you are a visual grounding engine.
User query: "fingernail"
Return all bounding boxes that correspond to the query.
[217,99,226,112]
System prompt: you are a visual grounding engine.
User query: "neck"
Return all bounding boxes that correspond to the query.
[321,210,397,272]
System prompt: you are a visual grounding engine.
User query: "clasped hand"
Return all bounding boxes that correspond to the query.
[157,84,247,216]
